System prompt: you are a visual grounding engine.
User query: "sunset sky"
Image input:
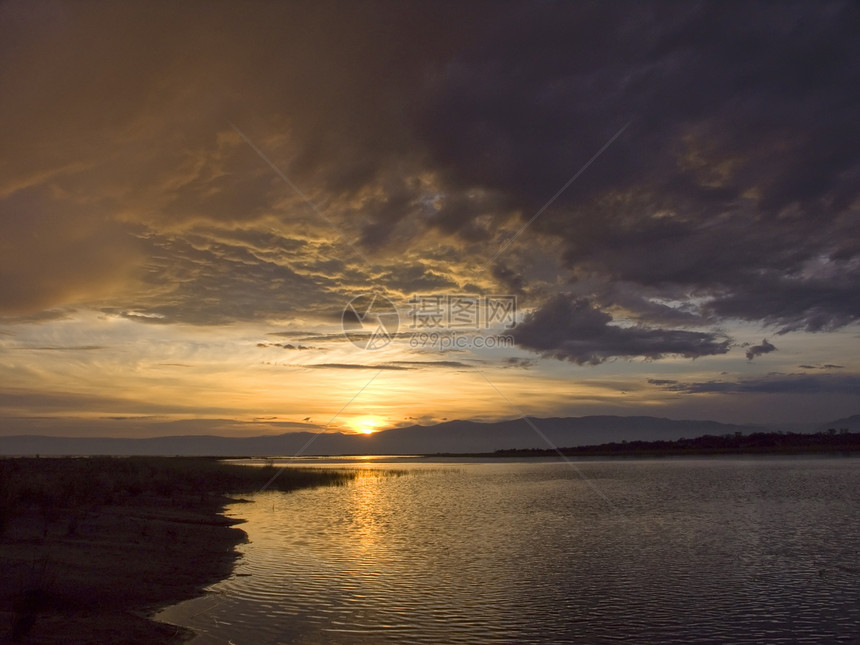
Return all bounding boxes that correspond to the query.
[1,1,858,438]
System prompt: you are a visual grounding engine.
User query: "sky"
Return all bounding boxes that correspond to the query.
[1,0,859,438]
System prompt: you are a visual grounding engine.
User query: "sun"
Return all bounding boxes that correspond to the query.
[352,417,381,435]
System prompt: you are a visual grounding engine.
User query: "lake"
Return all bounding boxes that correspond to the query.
[156,457,860,643]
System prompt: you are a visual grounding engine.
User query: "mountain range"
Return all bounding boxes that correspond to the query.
[2,414,857,456]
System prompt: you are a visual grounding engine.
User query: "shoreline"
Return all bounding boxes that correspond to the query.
[0,457,351,643]
[429,430,860,459]
[1,492,246,643]
[429,447,860,459]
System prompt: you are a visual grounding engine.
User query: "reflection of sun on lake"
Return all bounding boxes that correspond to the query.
[349,471,386,552]
[233,467,398,565]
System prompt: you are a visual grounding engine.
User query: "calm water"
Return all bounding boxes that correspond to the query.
[157,457,860,643]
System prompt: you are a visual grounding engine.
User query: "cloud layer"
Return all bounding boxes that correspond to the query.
[514,295,730,365]
[1,0,858,370]
[650,373,860,396]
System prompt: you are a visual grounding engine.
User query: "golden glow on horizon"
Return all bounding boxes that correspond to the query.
[2,309,855,437]
[351,417,382,435]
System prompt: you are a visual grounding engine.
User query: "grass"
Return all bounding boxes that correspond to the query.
[0,456,353,531]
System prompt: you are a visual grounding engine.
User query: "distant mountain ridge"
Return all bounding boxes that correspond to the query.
[818,414,860,431]
[0,414,807,456]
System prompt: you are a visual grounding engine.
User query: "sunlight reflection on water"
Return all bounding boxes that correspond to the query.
[157,458,860,643]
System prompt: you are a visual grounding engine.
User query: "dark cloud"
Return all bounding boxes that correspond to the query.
[0,0,857,352]
[705,268,860,334]
[647,378,678,386]
[490,263,528,297]
[0,0,471,319]
[652,373,860,395]
[389,360,470,369]
[799,364,844,370]
[257,342,317,350]
[503,357,536,369]
[304,363,408,371]
[598,283,706,327]
[300,360,474,370]
[513,295,730,365]
[376,263,460,296]
[85,226,370,325]
[414,1,860,335]
[745,339,776,361]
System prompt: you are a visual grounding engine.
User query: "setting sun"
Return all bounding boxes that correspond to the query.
[352,417,381,435]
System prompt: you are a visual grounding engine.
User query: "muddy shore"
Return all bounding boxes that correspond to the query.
[0,457,350,643]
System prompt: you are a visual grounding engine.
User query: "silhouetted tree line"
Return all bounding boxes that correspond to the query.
[489,430,860,457]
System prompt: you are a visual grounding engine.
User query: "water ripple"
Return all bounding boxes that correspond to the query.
[157,459,860,644]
